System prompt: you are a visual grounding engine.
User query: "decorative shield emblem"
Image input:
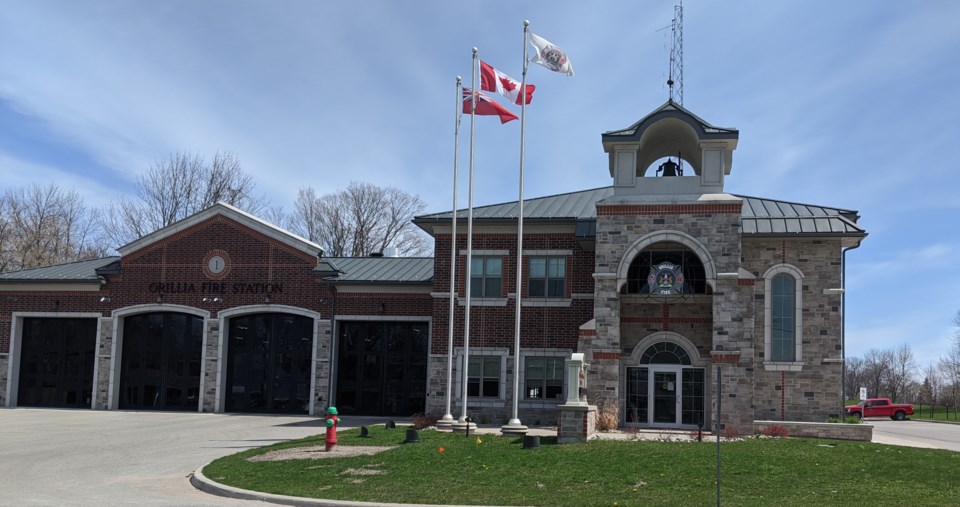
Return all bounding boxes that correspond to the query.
[646,262,685,296]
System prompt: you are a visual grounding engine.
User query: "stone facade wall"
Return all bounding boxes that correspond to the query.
[94,317,114,409]
[592,201,752,432]
[201,318,220,412]
[744,238,845,422]
[313,319,332,414]
[0,354,7,406]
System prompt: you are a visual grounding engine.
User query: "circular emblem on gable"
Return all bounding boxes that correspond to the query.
[646,262,685,296]
[203,250,232,280]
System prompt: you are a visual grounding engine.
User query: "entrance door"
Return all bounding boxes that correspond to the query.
[336,321,428,416]
[119,312,203,410]
[225,313,313,414]
[651,368,681,425]
[18,318,97,408]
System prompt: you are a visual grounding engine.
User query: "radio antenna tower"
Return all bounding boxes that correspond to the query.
[667,1,684,104]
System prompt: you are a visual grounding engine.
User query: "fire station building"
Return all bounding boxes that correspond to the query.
[0,101,866,433]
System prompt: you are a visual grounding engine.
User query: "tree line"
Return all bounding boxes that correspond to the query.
[845,310,960,409]
[0,151,429,273]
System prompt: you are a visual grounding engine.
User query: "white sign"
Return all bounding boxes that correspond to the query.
[859,387,867,401]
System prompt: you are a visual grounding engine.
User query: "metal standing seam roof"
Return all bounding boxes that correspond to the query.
[416,187,865,237]
[324,257,434,284]
[0,256,121,282]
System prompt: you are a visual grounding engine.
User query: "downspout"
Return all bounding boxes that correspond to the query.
[841,241,861,417]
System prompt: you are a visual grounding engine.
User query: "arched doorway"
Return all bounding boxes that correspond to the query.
[224,312,314,414]
[118,312,204,410]
[625,340,706,428]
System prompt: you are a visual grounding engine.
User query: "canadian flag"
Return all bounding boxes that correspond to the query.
[462,88,518,123]
[480,61,535,105]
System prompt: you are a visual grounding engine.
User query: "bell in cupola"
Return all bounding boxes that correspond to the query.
[657,158,679,177]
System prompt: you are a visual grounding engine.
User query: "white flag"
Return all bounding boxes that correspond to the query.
[528,32,574,76]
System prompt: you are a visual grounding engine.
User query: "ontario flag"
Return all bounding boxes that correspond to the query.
[480,60,535,105]
[462,88,518,124]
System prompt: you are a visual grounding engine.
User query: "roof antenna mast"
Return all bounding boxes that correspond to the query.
[664,1,684,105]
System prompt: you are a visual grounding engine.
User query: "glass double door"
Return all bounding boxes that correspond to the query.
[626,366,705,427]
[225,313,314,414]
[119,312,203,410]
[18,318,97,408]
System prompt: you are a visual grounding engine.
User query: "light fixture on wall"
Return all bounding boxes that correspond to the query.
[264,294,272,304]
[156,295,163,304]
[99,296,111,303]
[202,297,223,303]
[379,303,385,313]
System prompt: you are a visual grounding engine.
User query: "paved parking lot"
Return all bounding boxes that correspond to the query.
[0,408,335,506]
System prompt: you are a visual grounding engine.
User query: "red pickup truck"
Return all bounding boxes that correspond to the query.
[845,398,913,420]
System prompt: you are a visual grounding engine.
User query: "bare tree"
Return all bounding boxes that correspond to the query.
[101,152,265,246]
[290,182,429,257]
[844,356,864,400]
[0,183,107,272]
[887,343,916,402]
[862,348,894,399]
[941,311,960,407]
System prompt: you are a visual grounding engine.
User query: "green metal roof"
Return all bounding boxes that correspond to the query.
[0,257,120,283]
[324,257,433,284]
[415,186,865,237]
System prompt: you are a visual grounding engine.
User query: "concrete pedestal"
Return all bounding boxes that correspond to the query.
[557,404,597,444]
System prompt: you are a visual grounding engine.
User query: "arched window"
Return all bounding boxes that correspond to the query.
[764,264,803,367]
[624,242,708,294]
[639,341,692,365]
[770,274,795,361]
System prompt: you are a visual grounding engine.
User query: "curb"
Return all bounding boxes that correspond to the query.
[190,464,501,507]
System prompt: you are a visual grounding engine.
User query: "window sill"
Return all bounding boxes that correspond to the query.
[521,298,572,307]
[520,400,563,409]
[763,361,803,371]
[456,399,505,408]
[458,298,508,307]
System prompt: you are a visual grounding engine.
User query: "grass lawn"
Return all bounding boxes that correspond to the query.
[202,425,960,506]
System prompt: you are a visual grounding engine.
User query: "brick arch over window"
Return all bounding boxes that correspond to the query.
[626,331,706,367]
[616,230,717,292]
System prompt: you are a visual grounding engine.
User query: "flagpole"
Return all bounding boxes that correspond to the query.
[503,21,530,435]
[456,48,478,430]
[440,76,462,430]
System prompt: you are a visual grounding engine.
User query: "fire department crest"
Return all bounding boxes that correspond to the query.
[647,262,685,296]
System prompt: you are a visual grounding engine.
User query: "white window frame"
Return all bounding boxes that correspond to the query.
[454,347,508,408]
[519,349,569,407]
[763,264,804,371]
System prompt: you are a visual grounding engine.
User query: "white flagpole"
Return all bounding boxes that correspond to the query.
[440,76,462,429]
[458,48,478,427]
[504,21,530,435]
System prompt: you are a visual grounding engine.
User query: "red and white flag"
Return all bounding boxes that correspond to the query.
[462,88,518,124]
[528,32,574,76]
[480,61,535,105]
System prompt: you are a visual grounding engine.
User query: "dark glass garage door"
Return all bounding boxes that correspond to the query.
[18,318,97,408]
[225,313,313,414]
[336,321,428,416]
[119,312,203,410]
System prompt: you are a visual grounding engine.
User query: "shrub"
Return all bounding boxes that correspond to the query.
[595,400,620,431]
[720,427,741,439]
[760,425,790,438]
[410,413,440,429]
[844,416,862,424]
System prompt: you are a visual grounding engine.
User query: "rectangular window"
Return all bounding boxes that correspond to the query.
[524,357,564,400]
[470,256,502,298]
[528,257,566,298]
[467,356,500,398]
[771,274,795,361]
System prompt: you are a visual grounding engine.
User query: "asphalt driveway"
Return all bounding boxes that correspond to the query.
[0,408,334,506]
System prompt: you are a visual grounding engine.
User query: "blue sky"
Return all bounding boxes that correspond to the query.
[2,1,959,368]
